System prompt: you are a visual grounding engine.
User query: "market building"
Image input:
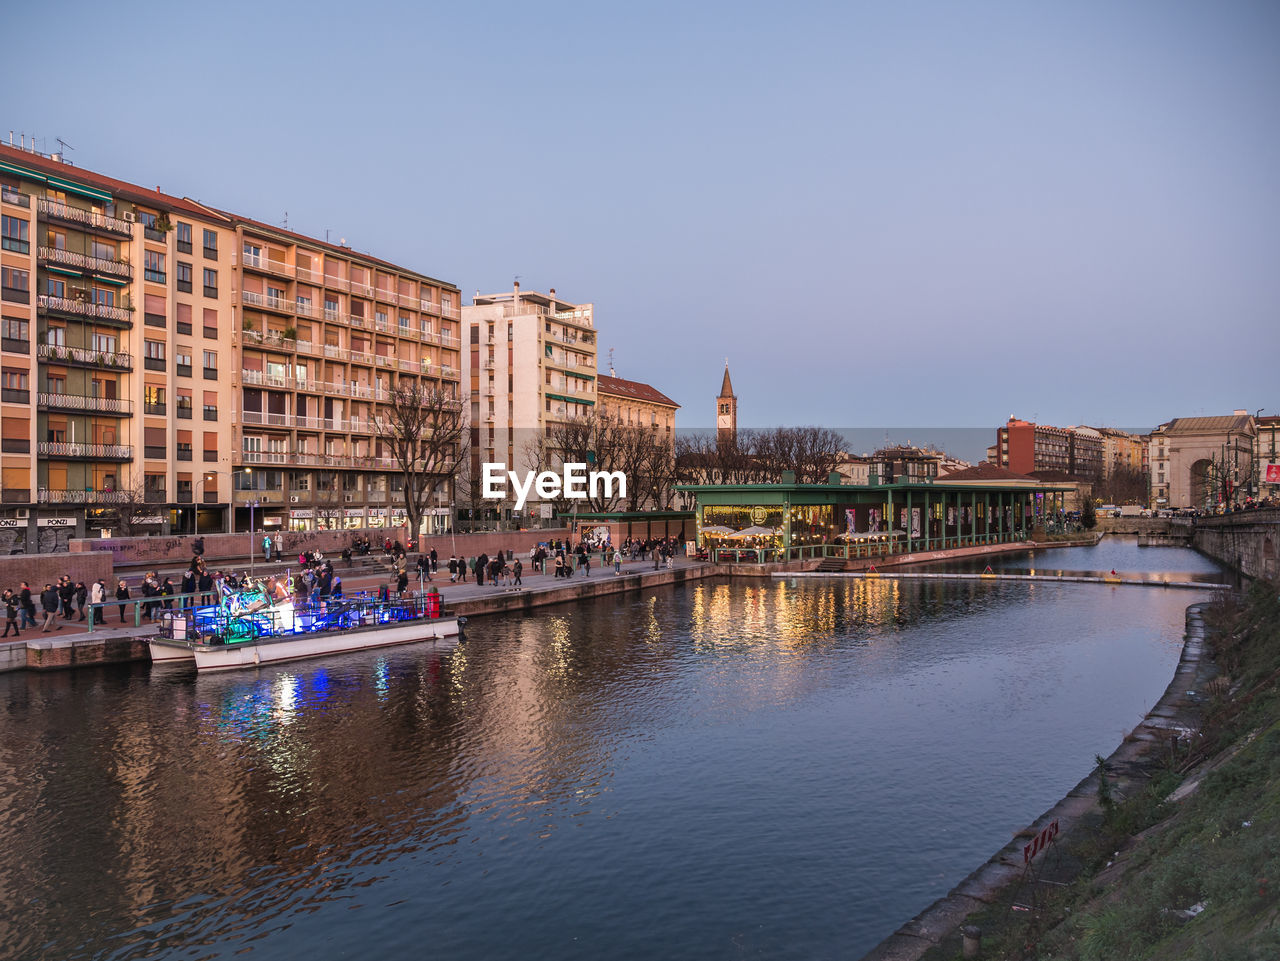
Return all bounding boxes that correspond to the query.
[679,465,1066,562]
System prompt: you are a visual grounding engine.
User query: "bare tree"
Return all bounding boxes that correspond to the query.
[375,380,469,540]
[99,482,156,537]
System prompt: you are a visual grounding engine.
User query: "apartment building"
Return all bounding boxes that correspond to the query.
[228,217,462,534]
[597,372,678,435]
[0,143,461,551]
[1093,426,1147,478]
[993,417,1103,481]
[462,284,597,511]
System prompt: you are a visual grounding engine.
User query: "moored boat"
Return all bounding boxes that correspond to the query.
[149,578,462,672]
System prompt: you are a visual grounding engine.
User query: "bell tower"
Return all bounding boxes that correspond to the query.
[716,362,737,447]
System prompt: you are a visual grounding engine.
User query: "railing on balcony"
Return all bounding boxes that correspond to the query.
[241,289,294,313]
[36,342,134,370]
[237,253,294,278]
[240,450,290,465]
[38,392,134,414]
[350,281,373,297]
[239,368,295,389]
[38,488,132,504]
[38,441,133,460]
[38,245,132,280]
[36,295,133,325]
[37,198,132,235]
[242,327,296,349]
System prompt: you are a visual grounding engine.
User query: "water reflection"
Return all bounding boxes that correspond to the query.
[0,544,1223,961]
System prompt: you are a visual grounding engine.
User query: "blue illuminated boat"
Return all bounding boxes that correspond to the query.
[149,578,461,672]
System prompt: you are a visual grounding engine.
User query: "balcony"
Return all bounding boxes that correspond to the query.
[1,337,29,355]
[38,441,133,461]
[237,253,294,279]
[240,449,290,465]
[144,401,167,416]
[38,392,134,415]
[38,488,133,505]
[241,289,294,314]
[36,294,133,326]
[37,343,134,370]
[240,410,296,428]
[39,245,132,280]
[1,488,31,503]
[36,198,132,236]
[240,368,294,389]
[350,280,373,298]
[0,388,30,404]
[241,327,296,349]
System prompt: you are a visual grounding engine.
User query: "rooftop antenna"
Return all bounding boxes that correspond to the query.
[281,211,288,229]
[608,348,615,376]
[55,137,75,160]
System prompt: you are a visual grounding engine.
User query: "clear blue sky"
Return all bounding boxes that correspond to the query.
[8,0,1277,430]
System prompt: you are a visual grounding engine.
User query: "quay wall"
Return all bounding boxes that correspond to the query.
[0,553,114,593]
[1183,510,1279,582]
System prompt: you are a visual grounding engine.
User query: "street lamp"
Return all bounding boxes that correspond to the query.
[248,497,261,577]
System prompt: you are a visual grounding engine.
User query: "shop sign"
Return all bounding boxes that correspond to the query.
[0,517,23,529]
[38,516,75,528]
[290,509,314,519]
[344,509,365,518]
[1265,463,1280,484]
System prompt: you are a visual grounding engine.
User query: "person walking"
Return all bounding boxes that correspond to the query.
[3,591,20,637]
[19,582,36,630]
[40,583,60,632]
[115,579,130,624]
[429,548,438,575]
[448,554,458,583]
[513,558,522,588]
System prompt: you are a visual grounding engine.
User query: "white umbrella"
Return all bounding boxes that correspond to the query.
[725,525,778,539]
[700,525,734,536]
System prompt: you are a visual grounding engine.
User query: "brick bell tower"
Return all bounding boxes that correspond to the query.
[716,362,737,448]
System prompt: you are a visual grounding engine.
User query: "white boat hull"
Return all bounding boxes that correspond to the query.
[150,616,461,672]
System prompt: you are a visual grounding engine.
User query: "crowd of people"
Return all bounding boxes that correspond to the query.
[2,532,692,638]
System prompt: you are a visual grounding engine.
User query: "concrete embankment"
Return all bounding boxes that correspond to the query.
[0,562,721,673]
[858,602,1218,961]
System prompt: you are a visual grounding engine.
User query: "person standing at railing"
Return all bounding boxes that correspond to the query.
[115,579,130,624]
[89,580,105,623]
[263,533,273,562]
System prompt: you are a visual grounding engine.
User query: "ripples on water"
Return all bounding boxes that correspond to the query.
[0,544,1220,960]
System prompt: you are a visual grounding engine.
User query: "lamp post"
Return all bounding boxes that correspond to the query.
[249,498,260,577]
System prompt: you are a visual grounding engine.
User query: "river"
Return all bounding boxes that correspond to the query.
[0,540,1222,960]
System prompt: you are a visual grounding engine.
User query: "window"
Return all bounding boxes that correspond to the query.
[144,385,167,415]
[376,310,388,327]
[1,367,29,404]
[203,229,217,258]
[44,278,65,298]
[177,391,193,419]
[1,266,29,303]
[144,293,166,328]
[202,350,217,379]
[1,214,29,253]
[45,228,66,249]
[91,286,116,308]
[176,350,192,377]
[45,326,65,346]
[144,250,166,284]
[91,238,116,261]
[324,297,339,319]
[176,302,192,335]
[177,439,193,461]
[202,268,217,297]
[176,221,192,253]
[176,261,193,293]
[1,317,29,352]
[202,307,217,339]
[144,339,166,371]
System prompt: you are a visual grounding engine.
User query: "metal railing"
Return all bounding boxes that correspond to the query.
[38,245,132,279]
[37,198,132,234]
[38,441,133,459]
[37,342,133,369]
[38,392,134,414]
[36,294,133,323]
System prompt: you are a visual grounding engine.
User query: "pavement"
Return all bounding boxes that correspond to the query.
[6,553,705,650]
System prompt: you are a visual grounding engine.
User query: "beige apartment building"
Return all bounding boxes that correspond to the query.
[462,284,596,522]
[0,142,461,551]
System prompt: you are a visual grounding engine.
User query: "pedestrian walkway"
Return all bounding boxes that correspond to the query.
[2,554,710,672]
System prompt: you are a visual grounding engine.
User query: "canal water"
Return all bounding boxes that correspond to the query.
[0,541,1221,960]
